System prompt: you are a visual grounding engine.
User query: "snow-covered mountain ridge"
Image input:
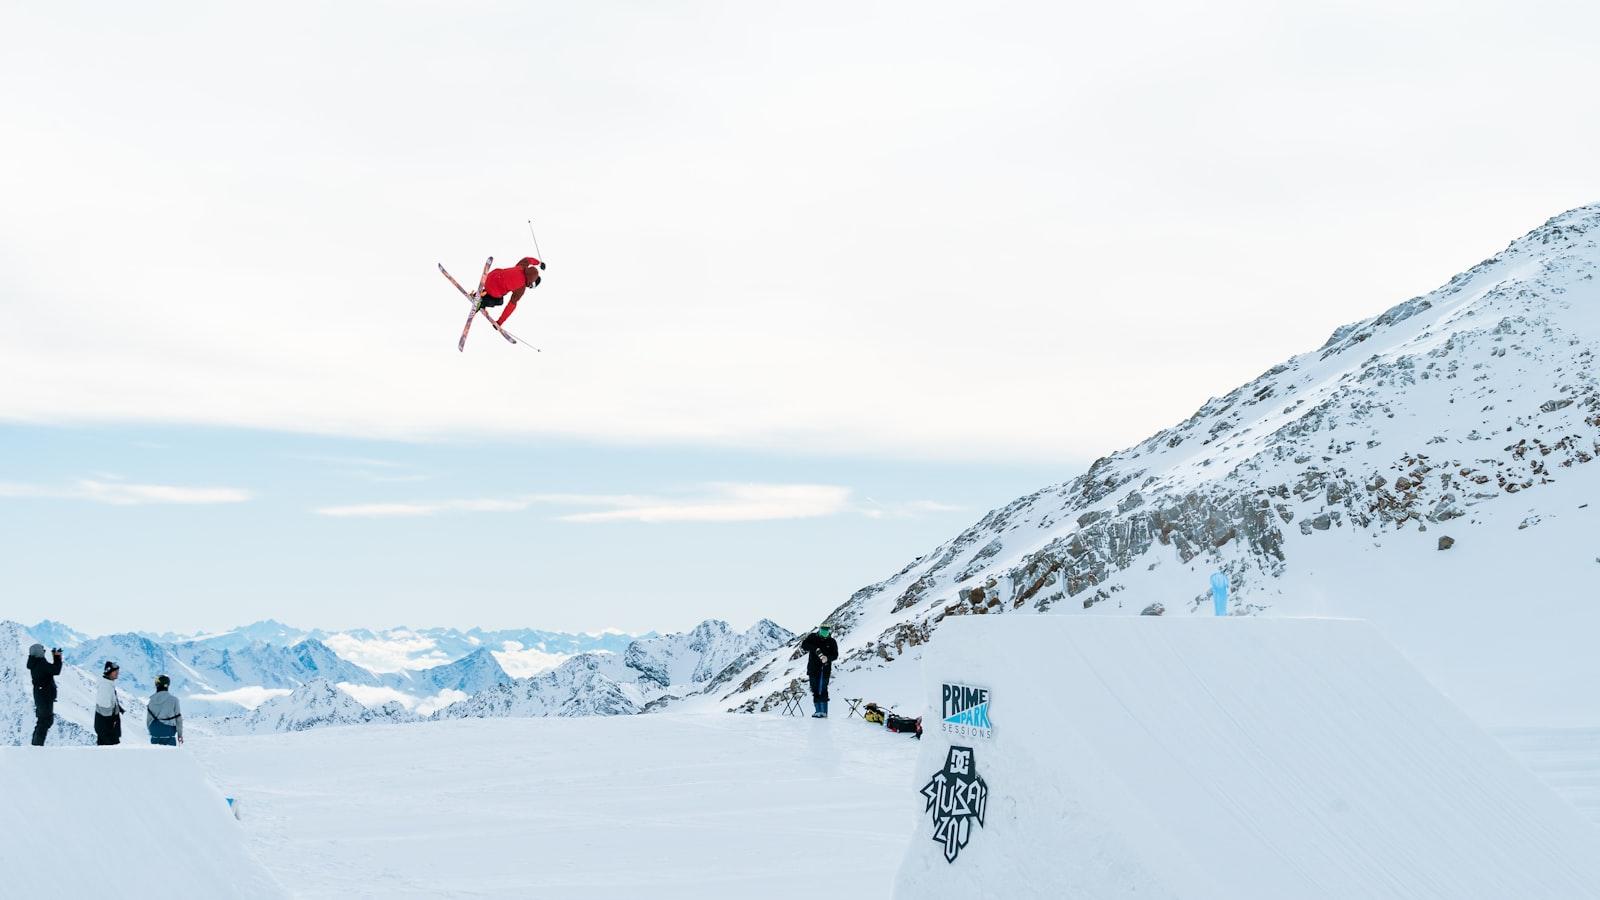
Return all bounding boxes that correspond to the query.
[438,619,794,719]
[4,618,641,721]
[0,618,794,738]
[713,204,1600,724]
[210,679,416,735]
[82,619,642,675]
[2,619,667,738]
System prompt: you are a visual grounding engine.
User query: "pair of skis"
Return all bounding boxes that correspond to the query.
[439,257,539,353]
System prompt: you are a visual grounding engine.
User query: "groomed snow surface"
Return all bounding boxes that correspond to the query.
[895,617,1600,899]
[8,619,1599,898]
[0,747,286,898]
[192,714,922,898]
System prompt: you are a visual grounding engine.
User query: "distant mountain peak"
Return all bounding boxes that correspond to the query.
[213,678,415,735]
[435,618,793,721]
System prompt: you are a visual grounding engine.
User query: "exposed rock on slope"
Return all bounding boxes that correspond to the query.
[714,205,1600,722]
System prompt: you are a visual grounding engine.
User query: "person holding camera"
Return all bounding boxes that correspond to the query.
[800,623,839,718]
[146,675,184,746]
[94,661,124,746]
[26,643,63,746]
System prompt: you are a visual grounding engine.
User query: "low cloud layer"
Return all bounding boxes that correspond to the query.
[313,482,954,525]
[0,479,253,505]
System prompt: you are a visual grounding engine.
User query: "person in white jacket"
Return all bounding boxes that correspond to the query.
[94,661,124,746]
[146,675,183,746]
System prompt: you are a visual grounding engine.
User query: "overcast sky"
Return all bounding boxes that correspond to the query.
[2,1,1597,635]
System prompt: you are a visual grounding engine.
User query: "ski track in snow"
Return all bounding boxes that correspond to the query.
[1496,727,1600,825]
[191,714,922,899]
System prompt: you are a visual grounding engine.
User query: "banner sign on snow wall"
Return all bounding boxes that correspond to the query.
[940,682,994,740]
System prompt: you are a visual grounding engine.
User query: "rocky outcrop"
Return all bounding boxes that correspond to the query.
[714,204,1600,713]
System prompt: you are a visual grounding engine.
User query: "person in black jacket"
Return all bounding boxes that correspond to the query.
[26,643,63,746]
[800,624,839,718]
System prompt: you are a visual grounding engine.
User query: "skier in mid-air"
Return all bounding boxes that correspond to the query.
[479,257,544,327]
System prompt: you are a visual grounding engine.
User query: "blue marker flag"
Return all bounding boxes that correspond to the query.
[1210,571,1230,617]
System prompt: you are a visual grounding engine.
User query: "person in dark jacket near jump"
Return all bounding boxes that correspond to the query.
[26,643,63,746]
[800,624,839,718]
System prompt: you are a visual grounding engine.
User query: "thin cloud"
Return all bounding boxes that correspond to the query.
[287,453,415,471]
[315,498,532,518]
[287,453,432,484]
[0,479,252,505]
[315,483,855,523]
[858,497,965,519]
[557,483,852,524]
[314,484,957,524]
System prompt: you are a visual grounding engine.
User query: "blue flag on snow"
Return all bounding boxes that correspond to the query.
[1210,571,1229,616]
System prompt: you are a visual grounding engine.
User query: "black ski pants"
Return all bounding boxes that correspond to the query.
[32,695,53,746]
[94,712,121,746]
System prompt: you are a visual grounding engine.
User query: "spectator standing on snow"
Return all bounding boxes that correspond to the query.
[94,661,124,746]
[800,623,839,718]
[26,643,63,746]
[146,675,183,746]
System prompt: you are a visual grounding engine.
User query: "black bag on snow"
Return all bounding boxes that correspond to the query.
[885,714,922,738]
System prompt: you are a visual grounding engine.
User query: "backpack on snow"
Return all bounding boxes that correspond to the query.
[885,714,922,738]
[863,703,885,725]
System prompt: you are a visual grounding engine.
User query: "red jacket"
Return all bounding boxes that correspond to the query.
[483,265,530,299]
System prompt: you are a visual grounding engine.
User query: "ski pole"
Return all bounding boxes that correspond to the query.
[526,219,544,266]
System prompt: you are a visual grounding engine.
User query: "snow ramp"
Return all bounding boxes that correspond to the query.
[894,617,1600,899]
[0,747,285,898]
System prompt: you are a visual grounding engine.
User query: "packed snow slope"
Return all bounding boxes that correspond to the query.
[0,747,285,898]
[191,714,920,899]
[895,616,1600,899]
[717,204,1600,726]
[1497,726,1600,825]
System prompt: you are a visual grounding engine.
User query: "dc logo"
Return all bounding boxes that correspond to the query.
[920,745,989,864]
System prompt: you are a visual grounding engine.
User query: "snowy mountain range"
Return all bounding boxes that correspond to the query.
[437,620,794,719]
[55,631,508,715]
[62,619,641,675]
[710,204,1600,727]
[2,618,793,740]
[210,679,417,735]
